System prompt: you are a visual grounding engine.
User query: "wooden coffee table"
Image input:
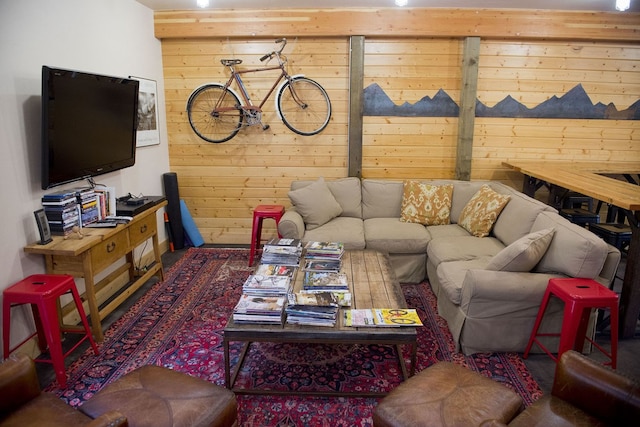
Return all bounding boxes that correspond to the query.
[223,249,418,397]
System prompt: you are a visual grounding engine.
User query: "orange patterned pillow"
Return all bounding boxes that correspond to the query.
[400,181,453,225]
[458,185,511,237]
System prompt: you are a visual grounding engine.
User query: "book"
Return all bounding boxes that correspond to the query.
[344,308,423,327]
[233,294,285,315]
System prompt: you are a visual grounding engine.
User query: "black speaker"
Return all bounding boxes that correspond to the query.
[162,172,185,250]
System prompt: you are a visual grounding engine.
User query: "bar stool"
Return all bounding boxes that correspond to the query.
[524,277,618,368]
[3,274,99,387]
[249,204,285,266]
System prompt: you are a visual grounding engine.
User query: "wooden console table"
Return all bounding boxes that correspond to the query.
[24,201,167,342]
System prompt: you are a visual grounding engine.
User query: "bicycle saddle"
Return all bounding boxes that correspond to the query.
[221,59,242,66]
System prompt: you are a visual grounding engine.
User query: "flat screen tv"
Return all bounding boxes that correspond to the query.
[41,66,140,190]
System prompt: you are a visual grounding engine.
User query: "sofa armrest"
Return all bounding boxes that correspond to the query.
[552,350,640,423]
[85,411,128,427]
[460,269,560,305]
[0,354,41,414]
[277,209,305,239]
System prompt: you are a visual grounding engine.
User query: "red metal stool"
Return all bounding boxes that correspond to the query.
[523,277,618,368]
[3,274,99,387]
[249,204,285,266]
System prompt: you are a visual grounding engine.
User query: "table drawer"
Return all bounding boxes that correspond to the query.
[91,231,130,272]
[129,215,156,247]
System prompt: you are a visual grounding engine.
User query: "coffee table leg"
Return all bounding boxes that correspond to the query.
[409,341,417,376]
[397,342,418,380]
[224,339,231,389]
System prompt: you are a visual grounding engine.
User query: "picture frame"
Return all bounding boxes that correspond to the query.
[34,209,53,245]
[130,76,160,147]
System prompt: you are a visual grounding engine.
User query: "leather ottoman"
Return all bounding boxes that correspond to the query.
[80,365,237,427]
[373,361,523,427]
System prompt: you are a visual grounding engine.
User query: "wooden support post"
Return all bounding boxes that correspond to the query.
[348,35,365,178]
[455,36,480,181]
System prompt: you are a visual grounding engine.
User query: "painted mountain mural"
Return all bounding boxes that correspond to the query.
[363,83,640,120]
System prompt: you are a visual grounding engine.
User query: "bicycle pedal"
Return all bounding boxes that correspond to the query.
[262,124,270,130]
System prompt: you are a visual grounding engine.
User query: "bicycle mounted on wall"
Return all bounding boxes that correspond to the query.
[186,38,332,143]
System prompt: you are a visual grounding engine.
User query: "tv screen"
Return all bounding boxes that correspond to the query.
[41,66,139,189]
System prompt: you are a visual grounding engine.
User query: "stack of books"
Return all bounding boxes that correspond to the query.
[285,292,340,327]
[232,294,285,325]
[41,189,80,236]
[76,187,100,226]
[303,241,344,272]
[260,238,303,266]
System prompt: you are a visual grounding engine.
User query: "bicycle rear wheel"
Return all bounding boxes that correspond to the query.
[187,84,242,143]
[276,77,331,136]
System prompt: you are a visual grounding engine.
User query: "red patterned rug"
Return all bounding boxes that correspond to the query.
[46,248,542,426]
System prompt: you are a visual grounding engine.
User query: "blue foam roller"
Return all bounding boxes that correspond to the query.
[179,199,204,247]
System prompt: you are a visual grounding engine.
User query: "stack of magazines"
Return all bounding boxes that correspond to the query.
[285,292,340,327]
[232,294,285,325]
[260,238,303,266]
[303,270,349,292]
[303,242,344,271]
[242,274,292,297]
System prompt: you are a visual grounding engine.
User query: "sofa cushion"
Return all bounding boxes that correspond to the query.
[449,181,488,222]
[290,177,362,218]
[532,211,608,278]
[427,235,505,267]
[486,228,555,272]
[288,177,343,230]
[458,185,511,237]
[400,181,453,225]
[301,217,366,250]
[492,185,557,246]
[364,217,431,254]
[362,179,404,219]
[427,224,472,240]
[436,258,492,305]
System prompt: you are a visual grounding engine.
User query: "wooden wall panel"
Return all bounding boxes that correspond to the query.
[163,37,350,244]
[473,40,640,185]
[362,39,462,179]
[158,10,640,245]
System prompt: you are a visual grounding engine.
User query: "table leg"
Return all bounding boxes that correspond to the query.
[81,253,104,342]
[619,211,640,338]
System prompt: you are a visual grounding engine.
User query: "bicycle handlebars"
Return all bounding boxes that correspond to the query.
[260,38,287,62]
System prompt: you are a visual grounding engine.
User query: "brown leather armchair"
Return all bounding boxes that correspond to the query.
[505,350,640,426]
[0,353,127,427]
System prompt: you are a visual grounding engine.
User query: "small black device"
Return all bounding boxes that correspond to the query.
[126,197,147,205]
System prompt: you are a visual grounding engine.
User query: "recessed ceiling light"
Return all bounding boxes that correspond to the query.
[616,0,630,11]
[395,0,408,6]
[197,0,210,8]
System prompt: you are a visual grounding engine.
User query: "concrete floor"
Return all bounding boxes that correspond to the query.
[36,245,639,396]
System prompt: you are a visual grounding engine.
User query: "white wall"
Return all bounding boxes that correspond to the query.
[0,0,170,355]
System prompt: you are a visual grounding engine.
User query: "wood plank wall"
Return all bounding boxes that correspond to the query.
[157,9,640,245]
[163,38,350,243]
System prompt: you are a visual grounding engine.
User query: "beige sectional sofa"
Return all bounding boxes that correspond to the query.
[277,177,621,355]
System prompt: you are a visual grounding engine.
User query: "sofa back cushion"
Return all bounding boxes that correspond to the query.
[532,211,608,278]
[491,183,557,246]
[290,177,362,218]
[362,179,404,219]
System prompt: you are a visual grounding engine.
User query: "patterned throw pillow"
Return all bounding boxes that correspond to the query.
[400,181,453,225]
[458,185,511,237]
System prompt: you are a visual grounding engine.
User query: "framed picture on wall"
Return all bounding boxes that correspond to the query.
[130,76,160,147]
[34,209,53,245]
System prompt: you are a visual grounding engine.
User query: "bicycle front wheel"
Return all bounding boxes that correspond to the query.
[277,77,331,136]
[187,84,242,143]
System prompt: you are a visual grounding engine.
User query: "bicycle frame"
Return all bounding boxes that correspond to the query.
[219,61,296,115]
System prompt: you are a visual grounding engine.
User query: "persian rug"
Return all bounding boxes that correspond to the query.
[46,248,542,426]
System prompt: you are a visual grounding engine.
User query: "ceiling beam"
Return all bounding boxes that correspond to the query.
[154,8,640,42]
